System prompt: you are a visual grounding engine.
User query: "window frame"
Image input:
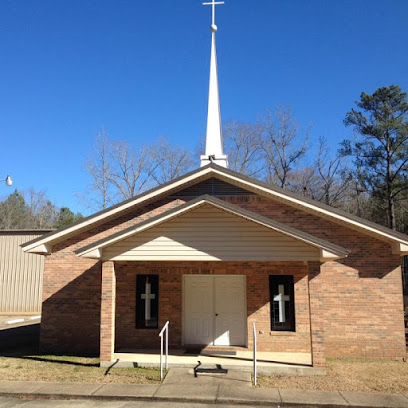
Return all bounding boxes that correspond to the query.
[135,274,159,329]
[269,275,296,332]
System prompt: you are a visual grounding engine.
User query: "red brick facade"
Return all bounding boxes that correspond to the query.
[114,261,311,353]
[100,261,116,362]
[40,190,406,363]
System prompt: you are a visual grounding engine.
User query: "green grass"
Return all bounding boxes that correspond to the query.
[259,358,408,393]
[0,355,162,384]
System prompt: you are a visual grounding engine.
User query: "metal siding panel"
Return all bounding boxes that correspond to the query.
[0,233,45,313]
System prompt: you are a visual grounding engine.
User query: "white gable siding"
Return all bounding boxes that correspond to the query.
[103,204,320,261]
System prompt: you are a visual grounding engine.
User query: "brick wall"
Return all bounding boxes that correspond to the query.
[39,191,406,359]
[114,261,311,353]
[222,195,405,359]
[40,255,101,355]
[40,197,184,355]
[100,261,116,362]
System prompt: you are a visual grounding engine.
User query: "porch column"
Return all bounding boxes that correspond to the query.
[308,261,326,368]
[100,260,116,363]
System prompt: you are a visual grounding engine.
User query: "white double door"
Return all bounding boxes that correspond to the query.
[183,275,246,346]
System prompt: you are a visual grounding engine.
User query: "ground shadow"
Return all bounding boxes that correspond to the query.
[197,353,311,367]
[15,355,99,367]
[0,323,99,367]
[0,324,40,355]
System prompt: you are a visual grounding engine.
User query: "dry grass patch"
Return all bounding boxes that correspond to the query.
[0,355,161,384]
[258,358,408,393]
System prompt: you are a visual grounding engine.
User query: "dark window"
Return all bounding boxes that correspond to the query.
[136,275,159,329]
[269,275,295,331]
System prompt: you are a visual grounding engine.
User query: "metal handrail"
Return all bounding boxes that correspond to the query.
[253,322,257,386]
[159,321,169,336]
[159,321,169,381]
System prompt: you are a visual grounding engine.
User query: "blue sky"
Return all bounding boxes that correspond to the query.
[1,0,407,214]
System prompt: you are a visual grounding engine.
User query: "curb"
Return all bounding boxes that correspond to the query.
[1,390,408,408]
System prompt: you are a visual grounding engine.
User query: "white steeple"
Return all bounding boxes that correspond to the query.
[200,0,228,168]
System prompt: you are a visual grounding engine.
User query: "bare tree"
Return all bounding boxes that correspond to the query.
[25,188,59,228]
[149,137,195,185]
[107,141,155,201]
[260,107,309,189]
[314,137,352,207]
[223,121,264,177]
[82,130,114,210]
[82,132,195,210]
[288,166,320,198]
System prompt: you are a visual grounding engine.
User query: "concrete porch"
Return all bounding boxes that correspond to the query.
[105,349,324,376]
[99,261,327,372]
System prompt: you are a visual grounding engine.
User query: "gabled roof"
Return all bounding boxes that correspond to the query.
[21,163,408,255]
[75,195,349,262]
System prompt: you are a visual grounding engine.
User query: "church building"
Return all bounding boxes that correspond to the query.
[22,1,407,369]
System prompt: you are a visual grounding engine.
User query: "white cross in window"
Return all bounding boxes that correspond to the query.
[273,284,290,323]
[141,277,156,321]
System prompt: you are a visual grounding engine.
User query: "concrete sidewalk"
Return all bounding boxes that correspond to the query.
[0,367,407,408]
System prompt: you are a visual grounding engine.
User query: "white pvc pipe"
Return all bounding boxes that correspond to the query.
[159,321,169,381]
[160,334,164,381]
[165,325,169,370]
[159,321,169,336]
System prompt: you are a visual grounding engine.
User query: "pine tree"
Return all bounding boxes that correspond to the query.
[344,85,408,230]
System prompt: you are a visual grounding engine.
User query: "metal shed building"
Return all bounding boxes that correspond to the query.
[0,230,51,314]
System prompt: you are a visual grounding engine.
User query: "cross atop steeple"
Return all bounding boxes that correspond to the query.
[203,0,224,27]
[200,0,228,168]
